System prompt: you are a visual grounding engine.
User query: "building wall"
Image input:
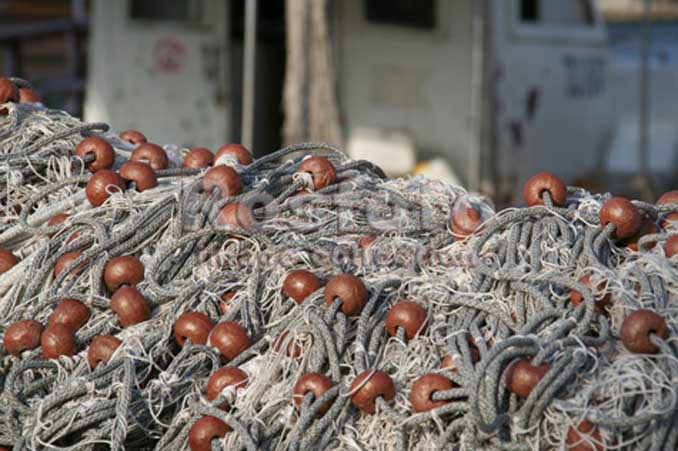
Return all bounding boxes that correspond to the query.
[489,0,612,201]
[84,0,232,149]
[605,21,678,175]
[334,0,476,184]
[608,21,678,116]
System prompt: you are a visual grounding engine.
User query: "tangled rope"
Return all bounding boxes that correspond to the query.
[0,77,677,451]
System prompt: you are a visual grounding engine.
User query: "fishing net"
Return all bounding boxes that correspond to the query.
[0,77,677,451]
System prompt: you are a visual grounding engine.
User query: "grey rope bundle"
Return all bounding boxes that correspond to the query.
[0,83,677,451]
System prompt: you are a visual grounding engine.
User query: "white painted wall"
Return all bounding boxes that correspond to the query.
[84,0,232,149]
[489,0,612,202]
[334,0,477,185]
[606,61,678,174]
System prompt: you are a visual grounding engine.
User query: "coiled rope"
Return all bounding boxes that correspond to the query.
[0,77,677,451]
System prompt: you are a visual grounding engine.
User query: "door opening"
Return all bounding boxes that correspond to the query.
[230,0,286,157]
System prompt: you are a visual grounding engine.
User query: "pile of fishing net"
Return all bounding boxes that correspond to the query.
[0,77,677,451]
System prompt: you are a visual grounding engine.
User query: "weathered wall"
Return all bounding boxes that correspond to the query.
[84,1,232,149]
[489,0,612,203]
[334,0,476,185]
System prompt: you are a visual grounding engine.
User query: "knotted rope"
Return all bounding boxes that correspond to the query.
[0,78,677,451]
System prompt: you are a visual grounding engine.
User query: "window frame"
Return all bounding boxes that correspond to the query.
[360,0,449,39]
[509,0,606,45]
[126,0,212,29]
[363,0,437,31]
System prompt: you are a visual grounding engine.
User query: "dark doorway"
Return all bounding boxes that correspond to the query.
[230,0,286,157]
